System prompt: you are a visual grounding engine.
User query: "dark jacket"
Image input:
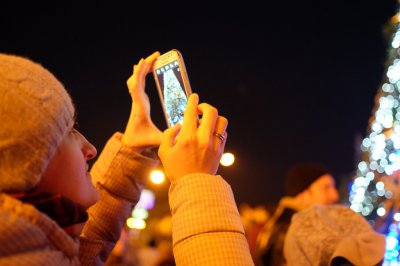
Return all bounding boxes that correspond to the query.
[256,197,305,266]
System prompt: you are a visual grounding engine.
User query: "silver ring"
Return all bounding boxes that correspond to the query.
[214,132,225,141]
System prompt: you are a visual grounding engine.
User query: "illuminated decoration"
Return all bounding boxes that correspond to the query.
[128,189,155,230]
[349,10,400,264]
[150,170,166,184]
[127,217,146,230]
[220,152,235,166]
[132,207,149,220]
[136,189,155,210]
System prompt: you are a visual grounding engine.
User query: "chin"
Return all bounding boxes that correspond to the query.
[84,190,100,209]
[65,223,85,237]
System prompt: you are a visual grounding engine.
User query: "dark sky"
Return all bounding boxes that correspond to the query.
[1,3,398,205]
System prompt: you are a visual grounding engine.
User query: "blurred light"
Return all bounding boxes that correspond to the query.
[150,170,165,184]
[350,203,362,213]
[127,217,146,230]
[376,181,385,190]
[366,171,375,181]
[377,207,386,217]
[387,62,400,83]
[362,138,371,148]
[375,181,385,190]
[361,206,372,216]
[220,152,235,166]
[372,122,383,133]
[387,235,399,251]
[354,177,364,187]
[394,213,400,222]
[354,190,365,203]
[132,207,149,220]
[383,83,394,92]
[136,189,155,210]
[370,161,379,170]
[389,153,398,162]
[386,190,393,199]
[358,161,368,172]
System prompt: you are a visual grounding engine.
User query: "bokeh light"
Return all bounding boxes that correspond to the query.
[150,170,165,184]
[220,152,235,166]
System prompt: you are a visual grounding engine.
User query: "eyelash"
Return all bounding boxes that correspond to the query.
[71,122,80,134]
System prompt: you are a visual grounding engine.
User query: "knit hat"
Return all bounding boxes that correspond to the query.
[0,53,75,193]
[285,163,331,196]
[283,205,386,266]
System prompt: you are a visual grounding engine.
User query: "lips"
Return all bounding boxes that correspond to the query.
[85,164,92,178]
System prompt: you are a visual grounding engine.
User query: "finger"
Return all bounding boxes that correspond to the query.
[218,131,228,154]
[139,52,159,85]
[179,93,199,136]
[127,58,145,97]
[214,115,228,137]
[213,116,228,147]
[137,52,160,90]
[131,52,160,90]
[127,63,140,93]
[197,103,218,139]
[159,123,182,155]
[165,123,182,147]
[136,58,147,89]
[219,129,228,146]
[143,51,160,73]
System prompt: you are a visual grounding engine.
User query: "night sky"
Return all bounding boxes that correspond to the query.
[1,3,398,206]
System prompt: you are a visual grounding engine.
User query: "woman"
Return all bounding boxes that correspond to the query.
[0,52,253,265]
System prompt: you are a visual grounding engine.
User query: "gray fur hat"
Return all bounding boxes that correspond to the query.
[0,53,74,192]
[284,204,386,266]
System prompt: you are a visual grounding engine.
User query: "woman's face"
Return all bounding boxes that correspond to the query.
[35,126,99,209]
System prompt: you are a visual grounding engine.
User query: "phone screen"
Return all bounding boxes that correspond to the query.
[155,60,188,127]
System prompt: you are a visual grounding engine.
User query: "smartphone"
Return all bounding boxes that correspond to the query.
[152,49,192,128]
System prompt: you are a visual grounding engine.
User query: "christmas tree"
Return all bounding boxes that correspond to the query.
[349,9,400,264]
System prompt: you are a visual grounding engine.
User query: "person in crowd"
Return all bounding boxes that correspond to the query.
[284,204,386,266]
[256,163,339,265]
[239,204,270,259]
[0,51,253,265]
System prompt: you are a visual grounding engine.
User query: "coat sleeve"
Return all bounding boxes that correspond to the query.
[79,133,159,265]
[169,173,254,266]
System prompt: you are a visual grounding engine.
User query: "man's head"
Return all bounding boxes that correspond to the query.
[285,163,339,206]
[0,53,99,208]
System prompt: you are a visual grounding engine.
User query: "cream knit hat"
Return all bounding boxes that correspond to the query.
[0,53,75,192]
[284,204,386,266]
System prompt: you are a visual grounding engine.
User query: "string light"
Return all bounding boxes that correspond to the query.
[349,11,400,265]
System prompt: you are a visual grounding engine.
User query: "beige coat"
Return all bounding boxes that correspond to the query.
[0,133,254,266]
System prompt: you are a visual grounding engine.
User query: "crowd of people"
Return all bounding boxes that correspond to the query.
[0,51,387,265]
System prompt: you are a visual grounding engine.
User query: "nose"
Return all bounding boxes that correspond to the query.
[84,140,97,160]
[78,132,97,160]
[330,188,339,204]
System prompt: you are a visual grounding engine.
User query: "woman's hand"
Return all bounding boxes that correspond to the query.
[122,51,163,151]
[158,93,228,182]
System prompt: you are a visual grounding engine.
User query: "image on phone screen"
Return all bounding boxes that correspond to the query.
[155,60,188,127]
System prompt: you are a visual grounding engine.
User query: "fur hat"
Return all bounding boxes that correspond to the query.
[0,53,75,192]
[284,204,386,266]
[285,163,331,196]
